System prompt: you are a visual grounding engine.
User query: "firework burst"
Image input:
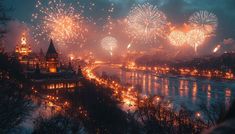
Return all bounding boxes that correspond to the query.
[186,29,205,53]
[101,36,117,56]
[189,10,218,35]
[32,0,86,48]
[126,3,168,43]
[168,30,187,47]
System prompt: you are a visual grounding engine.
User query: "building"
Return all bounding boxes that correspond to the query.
[14,32,40,69]
[15,32,32,59]
[12,33,83,91]
[26,39,82,91]
[31,64,83,91]
[46,39,59,73]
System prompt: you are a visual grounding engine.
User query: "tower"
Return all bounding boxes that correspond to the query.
[15,32,32,56]
[46,39,58,73]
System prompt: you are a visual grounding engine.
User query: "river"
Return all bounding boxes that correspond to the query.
[94,65,235,111]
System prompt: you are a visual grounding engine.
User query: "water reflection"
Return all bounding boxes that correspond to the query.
[225,88,231,109]
[95,66,235,110]
[192,82,197,103]
[207,84,211,107]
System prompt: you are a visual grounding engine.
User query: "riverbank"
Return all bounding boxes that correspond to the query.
[122,65,235,81]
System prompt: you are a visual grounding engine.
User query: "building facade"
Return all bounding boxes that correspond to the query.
[13,34,83,91]
[45,39,59,73]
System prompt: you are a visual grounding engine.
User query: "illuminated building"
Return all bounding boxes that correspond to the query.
[24,40,83,91]
[31,63,83,91]
[46,39,58,73]
[12,35,83,91]
[15,32,32,57]
[14,32,40,69]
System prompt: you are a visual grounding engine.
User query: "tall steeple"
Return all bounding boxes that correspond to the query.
[46,39,58,58]
[46,39,58,73]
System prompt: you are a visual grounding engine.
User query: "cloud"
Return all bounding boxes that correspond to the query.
[223,38,235,45]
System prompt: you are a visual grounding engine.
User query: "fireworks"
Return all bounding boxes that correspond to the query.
[68,53,75,61]
[127,43,132,49]
[186,29,205,53]
[168,30,187,47]
[32,0,86,47]
[103,3,115,35]
[168,29,207,53]
[189,11,218,35]
[126,3,168,43]
[101,36,118,56]
[213,44,221,53]
[127,40,134,49]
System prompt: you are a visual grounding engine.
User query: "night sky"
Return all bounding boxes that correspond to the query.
[3,0,235,56]
[4,0,235,36]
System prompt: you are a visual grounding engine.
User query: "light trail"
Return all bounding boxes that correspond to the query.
[83,65,138,111]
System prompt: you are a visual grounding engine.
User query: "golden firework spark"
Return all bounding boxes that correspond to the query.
[168,30,187,47]
[32,0,87,47]
[213,44,221,53]
[186,29,205,53]
[101,36,118,56]
[126,3,168,43]
[189,10,218,35]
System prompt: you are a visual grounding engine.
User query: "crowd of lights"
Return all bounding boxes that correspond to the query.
[83,65,138,111]
[124,62,234,80]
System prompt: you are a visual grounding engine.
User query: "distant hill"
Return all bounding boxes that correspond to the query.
[135,52,235,73]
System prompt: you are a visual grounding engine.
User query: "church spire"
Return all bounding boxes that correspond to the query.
[46,39,58,58]
[45,39,58,73]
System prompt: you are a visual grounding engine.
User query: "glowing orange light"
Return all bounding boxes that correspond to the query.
[15,32,32,56]
[168,30,187,47]
[213,45,221,53]
[196,112,201,117]
[186,29,205,53]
